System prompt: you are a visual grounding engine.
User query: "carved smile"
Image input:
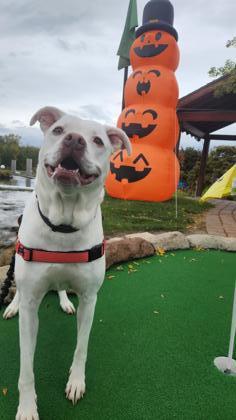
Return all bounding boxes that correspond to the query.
[110,162,151,183]
[134,44,168,58]
[110,152,152,183]
[121,123,156,139]
[137,80,151,95]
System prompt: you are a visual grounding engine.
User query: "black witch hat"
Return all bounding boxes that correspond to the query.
[136,0,178,41]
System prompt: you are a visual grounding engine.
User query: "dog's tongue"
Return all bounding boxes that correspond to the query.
[53,164,97,186]
[53,165,81,185]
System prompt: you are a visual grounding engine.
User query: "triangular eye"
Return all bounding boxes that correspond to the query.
[155,32,162,41]
[133,153,149,165]
[113,151,123,162]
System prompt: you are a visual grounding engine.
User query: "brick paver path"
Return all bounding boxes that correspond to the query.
[206,199,236,237]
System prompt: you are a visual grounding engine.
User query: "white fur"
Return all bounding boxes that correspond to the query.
[13,107,131,420]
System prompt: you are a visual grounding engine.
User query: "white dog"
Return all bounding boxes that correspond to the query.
[12,106,131,420]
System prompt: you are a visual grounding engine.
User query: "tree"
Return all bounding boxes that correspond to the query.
[0,134,39,170]
[179,147,201,191]
[208,37,236,97]
[179,146,236,193]
[17,146,39,171]
[0,134,20,167]
[205,146,236,186]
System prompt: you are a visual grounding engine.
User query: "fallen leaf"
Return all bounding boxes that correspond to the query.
[116,266,124,271]
[2,388,8,396]
[170,253,175,257]
[195,246,204,252]
[156,247,166,256]
[134,262,140,266]
[107,275,115,280]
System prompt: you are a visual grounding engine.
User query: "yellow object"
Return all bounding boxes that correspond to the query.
[200,164,236,202]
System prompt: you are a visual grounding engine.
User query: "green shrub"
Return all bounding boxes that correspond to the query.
[0,169,12,180]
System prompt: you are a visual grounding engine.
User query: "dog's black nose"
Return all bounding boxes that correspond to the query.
[64,133,86,150]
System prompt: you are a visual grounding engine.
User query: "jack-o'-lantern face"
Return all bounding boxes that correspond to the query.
[130,30,179,71]
[118,106,158,142]
[118,104,179,148]
[105,143,180,202]
[134,68,160,96]
[110,150,151,183]
[134,31,167,58]
[124,66,178,107]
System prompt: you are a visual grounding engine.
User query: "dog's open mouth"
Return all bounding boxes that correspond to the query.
[45,157,100,186]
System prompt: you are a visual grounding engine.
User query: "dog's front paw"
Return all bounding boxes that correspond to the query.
[65,373,85,404]
[16,387,38,420]
[16,403,39,420]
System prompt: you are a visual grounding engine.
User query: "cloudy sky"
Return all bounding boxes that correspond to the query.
[0,0,235,149]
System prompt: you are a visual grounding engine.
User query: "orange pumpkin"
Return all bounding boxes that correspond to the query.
[125,65,178,108]
[130,30,179,71]
[105,143,180,202]
[118,104,179,149]
[106,1,180,202]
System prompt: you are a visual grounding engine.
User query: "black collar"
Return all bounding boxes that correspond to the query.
[37,200,79,233]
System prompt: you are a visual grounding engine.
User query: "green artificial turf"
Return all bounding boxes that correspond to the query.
[0,250,236,420]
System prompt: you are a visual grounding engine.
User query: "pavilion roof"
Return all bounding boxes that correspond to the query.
[177,73,236,140]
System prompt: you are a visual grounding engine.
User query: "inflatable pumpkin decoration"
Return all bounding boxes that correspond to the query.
[106,0,180,202]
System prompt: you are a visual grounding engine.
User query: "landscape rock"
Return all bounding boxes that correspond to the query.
[152,231,190,250]
[125,232,158,244]
[106,237,155,269]
[220,237,236,252]
[187,234,236,251]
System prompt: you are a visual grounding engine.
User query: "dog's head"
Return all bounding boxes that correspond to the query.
[30,106,131,191]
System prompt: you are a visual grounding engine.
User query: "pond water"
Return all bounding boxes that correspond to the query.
[0,176,35,247]
[0,175,35,189]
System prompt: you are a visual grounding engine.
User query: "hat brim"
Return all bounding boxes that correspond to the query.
[136,21,178,41]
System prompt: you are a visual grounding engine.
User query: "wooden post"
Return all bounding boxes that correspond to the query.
[122,66,129,111]
[11,160,16,174]
[196,137,210,197]
[26,158,33,177]
[175,130,181,158]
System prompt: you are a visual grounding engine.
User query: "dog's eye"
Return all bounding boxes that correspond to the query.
[52,126,64,135]
[93,137,104,147]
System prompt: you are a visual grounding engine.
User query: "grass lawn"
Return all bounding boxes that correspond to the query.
[0,250,236,420]
[102,193,212,236]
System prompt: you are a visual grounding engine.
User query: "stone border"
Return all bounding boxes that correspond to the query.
[0,231,235,290]
[124,231,236,252]
[105,231,236,269]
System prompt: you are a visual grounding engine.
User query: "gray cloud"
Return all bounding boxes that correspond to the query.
[0,0,235,151]
[0,126,42,147]
[57,38,87,52]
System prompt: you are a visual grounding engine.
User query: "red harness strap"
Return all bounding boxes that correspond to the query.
[16,240,105,264]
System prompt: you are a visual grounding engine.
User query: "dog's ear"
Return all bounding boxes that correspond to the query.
[30,106,65,132]
[106,126,132,156]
